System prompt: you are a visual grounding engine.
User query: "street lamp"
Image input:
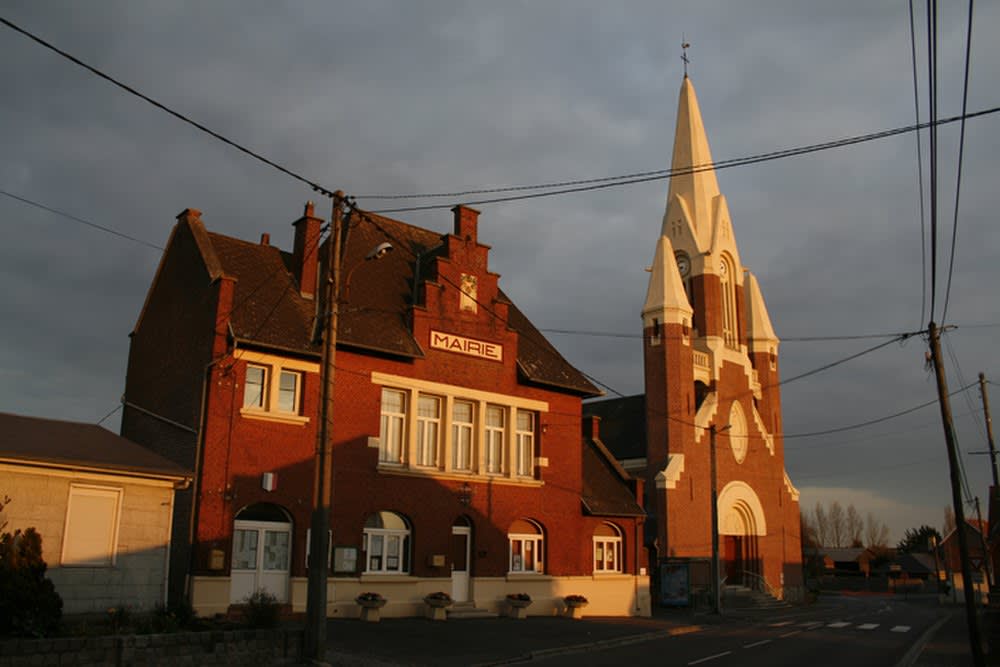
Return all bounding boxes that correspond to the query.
[709,422,731,615]
[304,192,392,661]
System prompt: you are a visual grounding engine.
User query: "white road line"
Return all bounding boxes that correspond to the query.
[827,622,850,628]
[779,630,802,638]
[744,640,772,649]
[688,651,733,665]
[770,621,794,627]
[891,626,911,633]
[801,622,824,629]
[857,623,880,630]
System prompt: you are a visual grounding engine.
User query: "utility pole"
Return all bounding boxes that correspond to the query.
[928,321,985,666]
[304,191,344,662]
[973,497,994,591]
[709,423,730,615]
[979,373,998,489]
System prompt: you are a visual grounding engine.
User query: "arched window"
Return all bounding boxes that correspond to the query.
[508,519,543,573]
[593,523,623,573]
[363,511,410,574]
[719,254,738,349]
[728,400,749,464]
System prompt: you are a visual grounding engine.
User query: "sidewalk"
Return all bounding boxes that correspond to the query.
[323,610,707,666]
[910,608,1000,667]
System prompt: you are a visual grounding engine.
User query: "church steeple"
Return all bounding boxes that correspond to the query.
[661,76,722,246]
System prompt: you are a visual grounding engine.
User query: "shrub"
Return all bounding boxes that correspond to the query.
[564,594,588,604]
[506,593,531,602]
[0,528,63,637]
[242,589,280,628]
[424,591,452,603]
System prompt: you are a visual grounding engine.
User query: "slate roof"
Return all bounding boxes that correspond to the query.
[193,209,598,396]
[0,412,191,480]
[581,434,645,517]
[582,395,648,460]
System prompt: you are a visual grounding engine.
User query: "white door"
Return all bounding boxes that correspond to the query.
[451,525,471,602]
[231,520,291,604]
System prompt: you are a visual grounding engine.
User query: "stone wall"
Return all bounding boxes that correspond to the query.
[0,628,302,667]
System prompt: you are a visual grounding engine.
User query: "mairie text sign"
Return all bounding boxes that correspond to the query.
[430,330,503,362]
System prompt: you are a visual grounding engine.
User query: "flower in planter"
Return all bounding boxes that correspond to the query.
[355,592,385,603]
[424,591,452,603]
[506,593,532,602]
[564,595,588,604]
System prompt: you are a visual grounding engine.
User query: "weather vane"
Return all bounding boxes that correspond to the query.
[681,37,691,77]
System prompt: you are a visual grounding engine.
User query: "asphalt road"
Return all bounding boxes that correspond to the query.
[536,597,946,667]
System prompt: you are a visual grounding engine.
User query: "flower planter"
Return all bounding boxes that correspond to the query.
[424,597,452,621]
[506,598,532,619]
[357,598,387,623]
[564,599,588,620]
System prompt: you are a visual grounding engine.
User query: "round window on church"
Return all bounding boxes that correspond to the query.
[728,401,748,464]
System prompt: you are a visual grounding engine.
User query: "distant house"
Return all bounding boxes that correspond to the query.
[940,518,991,603]
[818,547,873,576]
[0,412,190,614]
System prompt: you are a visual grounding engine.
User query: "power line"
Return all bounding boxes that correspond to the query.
[540,328,918,343]
[941,0,975,324]
[0,16,337,197]
[783,381,977,439]
[1,189,163,250]
[363,107,1000,213]
[927,0,939,321]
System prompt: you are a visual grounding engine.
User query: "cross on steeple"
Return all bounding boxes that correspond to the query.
[681,38,691,77]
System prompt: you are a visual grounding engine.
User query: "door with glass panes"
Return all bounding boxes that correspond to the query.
[231,519,291,603]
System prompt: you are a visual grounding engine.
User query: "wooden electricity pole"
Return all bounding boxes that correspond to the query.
[979,373,998,489]
[928,321,985,665]
[710,424,720,615]
[304,191,344,662]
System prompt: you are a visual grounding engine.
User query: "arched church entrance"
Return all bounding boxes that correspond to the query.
[717,482,766,586]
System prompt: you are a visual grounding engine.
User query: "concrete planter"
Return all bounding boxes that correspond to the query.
[506,598,532,619]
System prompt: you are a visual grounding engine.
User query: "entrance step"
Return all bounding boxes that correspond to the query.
[722,585,791,610]
[447,601,497,619]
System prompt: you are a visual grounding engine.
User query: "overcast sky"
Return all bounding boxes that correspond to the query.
[2,2,998,544]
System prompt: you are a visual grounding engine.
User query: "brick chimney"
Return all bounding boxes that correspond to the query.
[452,205,480,244]
[583,414,602,441]
[292,201,323,299]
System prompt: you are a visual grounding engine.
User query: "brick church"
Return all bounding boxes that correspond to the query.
[587,75,804,601]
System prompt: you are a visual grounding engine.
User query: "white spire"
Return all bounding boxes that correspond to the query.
[661,77,721,246]
[642,235,693,327]
[744,270,779,352]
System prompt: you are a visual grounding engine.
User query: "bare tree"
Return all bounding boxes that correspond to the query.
[865,511,890,549]
[829,501,846,547]
[845,504,864,547]
[943,505,956,536]
[813,501,829,547]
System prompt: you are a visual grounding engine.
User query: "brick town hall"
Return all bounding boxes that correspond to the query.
[587,74,804,602]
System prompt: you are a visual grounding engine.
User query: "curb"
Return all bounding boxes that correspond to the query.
[893,611,955,667]
[473,625,703,666]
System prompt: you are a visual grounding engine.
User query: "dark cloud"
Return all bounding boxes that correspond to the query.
[1,1,997,541]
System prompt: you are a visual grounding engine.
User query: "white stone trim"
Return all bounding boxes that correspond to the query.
[655,454,685,490]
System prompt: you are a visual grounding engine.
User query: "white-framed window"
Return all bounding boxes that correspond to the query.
[485,405,505,474]
[379,388,406,464]
[277,370,301,413]
[244,365,268,409]
[508,518,543,574]
[515,410,535,477]
[61,485,122,567]
[240,355,310,423]
[452,400,474,472]
[363,511,410,574]
[370,372,548,482]
[416,395,441,467]
[593,522,623,573]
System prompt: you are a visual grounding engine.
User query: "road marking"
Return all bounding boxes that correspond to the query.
[688,651,732,665]
[857,623,879,630]
[779,630,802,638]
[891,626,911,633]
[744,640,772,649]
[801,621,824,629]
[827,622,850,628]
[770,621,794,627]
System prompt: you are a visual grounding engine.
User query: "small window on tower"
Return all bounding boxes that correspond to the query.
[649,318,661,346]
